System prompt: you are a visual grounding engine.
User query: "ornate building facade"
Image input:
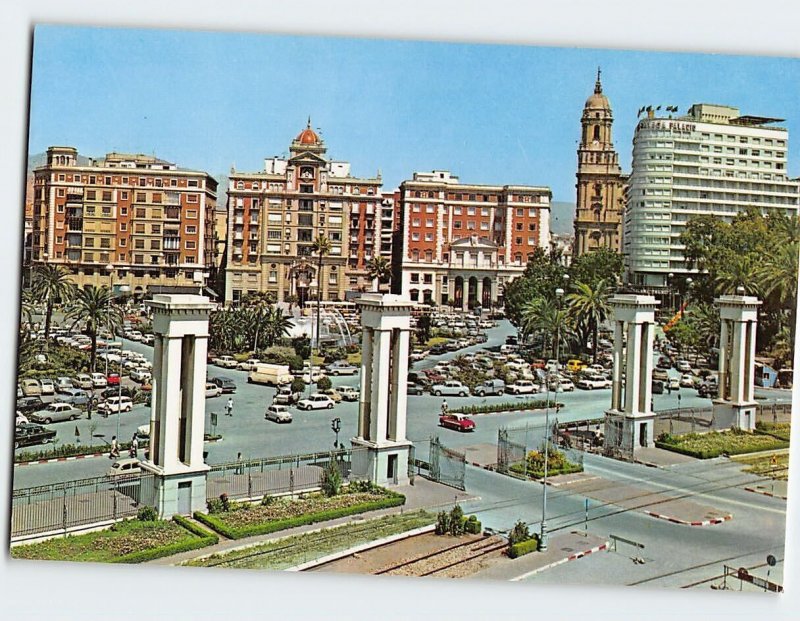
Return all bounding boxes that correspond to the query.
[224,121,384,305]
[573,70,625,256]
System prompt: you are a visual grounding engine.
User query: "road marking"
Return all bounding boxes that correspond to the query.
[589,462,786,516]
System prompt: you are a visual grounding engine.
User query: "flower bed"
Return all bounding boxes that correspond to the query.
[509,449,583,480]
[656,429,789,459]
[755,421,791,442]
[194,488,406,540]
[451,400,559,415]
[10,515,218,563]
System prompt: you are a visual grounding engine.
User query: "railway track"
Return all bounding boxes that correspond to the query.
[375,535,506,577]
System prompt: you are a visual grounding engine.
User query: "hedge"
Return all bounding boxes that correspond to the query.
[111,515,219,564]
[655,430,790,460]
[464,516,482,535]
[509,462,584,479]
[509,536,540,559]
[451,400,559,415]
[194,491,406,540]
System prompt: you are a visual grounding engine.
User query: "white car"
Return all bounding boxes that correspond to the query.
[30,402,82,424]
[301,369,326,384]
[679,374,695,388]
[506,380,538,395]
[577,376,612,390]
[16,411,29,426]
[206,382,223,398]
[140,334,155,345]
[125,330,143,341]
[668,377,680,390]
[38,378,56,395]
[237,358,261,371]
[431,381,471,397]
[325,360,358,376]
[97,396,134,415]
[213,355,239,369]
[296,394,335,410]
[130,368,152,383]
[265,404,293,423]
[677,360,692,373]
[72,374,93,390]
[91,372,108,388]
[549,377,575,392]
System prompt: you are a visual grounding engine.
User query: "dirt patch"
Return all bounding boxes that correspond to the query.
[310,532,507,578]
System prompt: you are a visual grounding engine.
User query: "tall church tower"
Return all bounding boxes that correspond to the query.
[573,69,625,257]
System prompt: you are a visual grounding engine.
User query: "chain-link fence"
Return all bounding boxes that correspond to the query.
[428,437,466,491]
[11,473,156,540]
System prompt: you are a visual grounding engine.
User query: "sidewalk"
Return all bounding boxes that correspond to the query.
[148,478,477,566]
[469,531,608,581]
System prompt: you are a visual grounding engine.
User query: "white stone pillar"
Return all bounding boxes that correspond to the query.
[358,327,373,441]
[718,319,729,401]
[389,328,410,441]
[611,320,623,411]
[462,282,469,311]
[370,329,391,442]
[729,320,746,404]
[624,321,642,415]
[476,279,483,309]
[745,321,757,403]
[158,336,184,471]
[640,321,654,414]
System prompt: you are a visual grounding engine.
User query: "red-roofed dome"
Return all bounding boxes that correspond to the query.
[296,117,320,145]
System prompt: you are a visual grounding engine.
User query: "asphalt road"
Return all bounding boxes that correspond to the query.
[12,320,792,489]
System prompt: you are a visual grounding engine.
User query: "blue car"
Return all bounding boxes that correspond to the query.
[57,387,91,406]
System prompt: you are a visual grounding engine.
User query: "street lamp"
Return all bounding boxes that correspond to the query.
[668,273,674,312]
[115,284,130,443]
[540,285,565,552]
[331,417,341,449]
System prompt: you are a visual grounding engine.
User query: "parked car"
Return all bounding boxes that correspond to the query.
[16,411,29,426]
[20,378,42,397]
[90,372,108,388]
[652,379,665,395]
[130,368,152,383]
[296,393,336,410]
[212,355,239,369]
[210,376,237,393]
[677,360,692,373]
[652,368,669,382]
[107,458,141,478]
[237,358,261,371]
[97,396,134,415]
[549,377,576,392]
[124,330,144,342]
[205,382,223,398]
[273,386,302,405]
[72,373,94,390]
[407,382,424,396]
[679,374,695,388]
[506,380,538,395]
[325,360,358,376]
[140,334,155,345]
[566,359,587,374]
[248,363,293,386]
[439,413,476,432]
[698,382,719,399]
[38,378,55,395]
[668,377,680,390]
[319,388,343,402]
[338,386,360,402]
[431,381,471,397]
[577,377,612,390]
[30,402,82,424]
[107,372,121,386]
[57,387,91,406]
[100,386,133,401]
[265,404,293,423]
[429,344,447,356]
[17,385,22,398]
[17,396,45,415]
[15,423,57,449]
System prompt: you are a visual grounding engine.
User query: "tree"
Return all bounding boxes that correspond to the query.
[522,297,573,359]
[365,256,392,292]
[416,313,433,345]
[566,279,611,363]
[262,306,293,348]
[502,248,567,329]
[64,286,123,372]
[290,377,306,395]
[568,248,624,289]
[311,234,332,353]
[317,375,332,391]
[31,264,77,349]
[292,335,311,360]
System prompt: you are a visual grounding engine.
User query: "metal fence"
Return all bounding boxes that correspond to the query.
[11,473,156,540]
[428,437,466,491]
[206,447,370,502]
[497,422,584,479]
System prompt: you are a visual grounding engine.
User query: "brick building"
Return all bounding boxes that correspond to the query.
[30,146,217,296]
[393,170,551,309]
[224,121,384,305]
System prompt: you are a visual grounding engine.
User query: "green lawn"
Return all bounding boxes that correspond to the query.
[11,517,215,563]
[734,452,790,481]
[186,510,434,569]
[656,429,789,459]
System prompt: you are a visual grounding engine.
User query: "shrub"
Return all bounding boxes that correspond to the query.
[345,343,360,354]
[320,460,342,497]
[322,347,348,363]
[347,480,376,493]
[261,494,275,507]
[263,346,304,371]
[137,506,158,522]
[435,510,451,535]
[449,505,465,536]
[508,520,530,546]
[509,536,540,559]
[291,336,311,361]
[220,493,231,512]
[206,497,224,514]
[464,515,482,535]
[291,377,306,394]
[317,376,333,392]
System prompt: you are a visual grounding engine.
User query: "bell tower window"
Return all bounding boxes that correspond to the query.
[593,125,601,141]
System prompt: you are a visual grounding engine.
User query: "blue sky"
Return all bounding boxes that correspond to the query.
[29,25,800,203]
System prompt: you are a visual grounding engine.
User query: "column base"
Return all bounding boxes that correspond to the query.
[140,461,210,518]
[711,400,757,431]
[350,438,412,487]
[603,409,656,457]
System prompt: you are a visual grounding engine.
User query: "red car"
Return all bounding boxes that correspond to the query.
[439,413,476,432]
[531,359,546,370]
[107,373,121,386]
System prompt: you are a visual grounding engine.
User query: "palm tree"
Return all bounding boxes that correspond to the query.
[311,234,332,354]
[31,264,77,349]
[566,279,611,363]
[20,289,37,327]
[522,297,572,360]
[366,256,392,292]
[262,306,294,348]
[756,241,798,308]
[64,286,123,372]
[713,253,761,296]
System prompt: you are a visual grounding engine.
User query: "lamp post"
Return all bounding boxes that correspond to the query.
[668,273,674,312]
[540,285,565,552]
[115,284,130,442]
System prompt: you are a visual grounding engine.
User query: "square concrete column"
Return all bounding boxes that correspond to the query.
[603,295,659,457]
[140,294,215,518]
[712,295,761,431]
[352,294,413,487]
[476,280,483,309]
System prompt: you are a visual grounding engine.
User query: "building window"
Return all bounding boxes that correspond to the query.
[135,240,145,249]
[185,240,196,249]
[187,194,198,203]
[185,225,197,234]
[86,190,96,200]
[102,191,112,201]
[136,192,146,202]
[136,208,146,218]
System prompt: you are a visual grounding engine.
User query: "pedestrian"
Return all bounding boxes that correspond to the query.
[441,399,448,416]
[130,434,139,458]
[226,397,234,417]
[110,435,119,460]
[666,381,672,395]
[235,452,243,475]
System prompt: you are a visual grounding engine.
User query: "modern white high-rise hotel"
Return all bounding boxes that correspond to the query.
[624,103,800,288]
